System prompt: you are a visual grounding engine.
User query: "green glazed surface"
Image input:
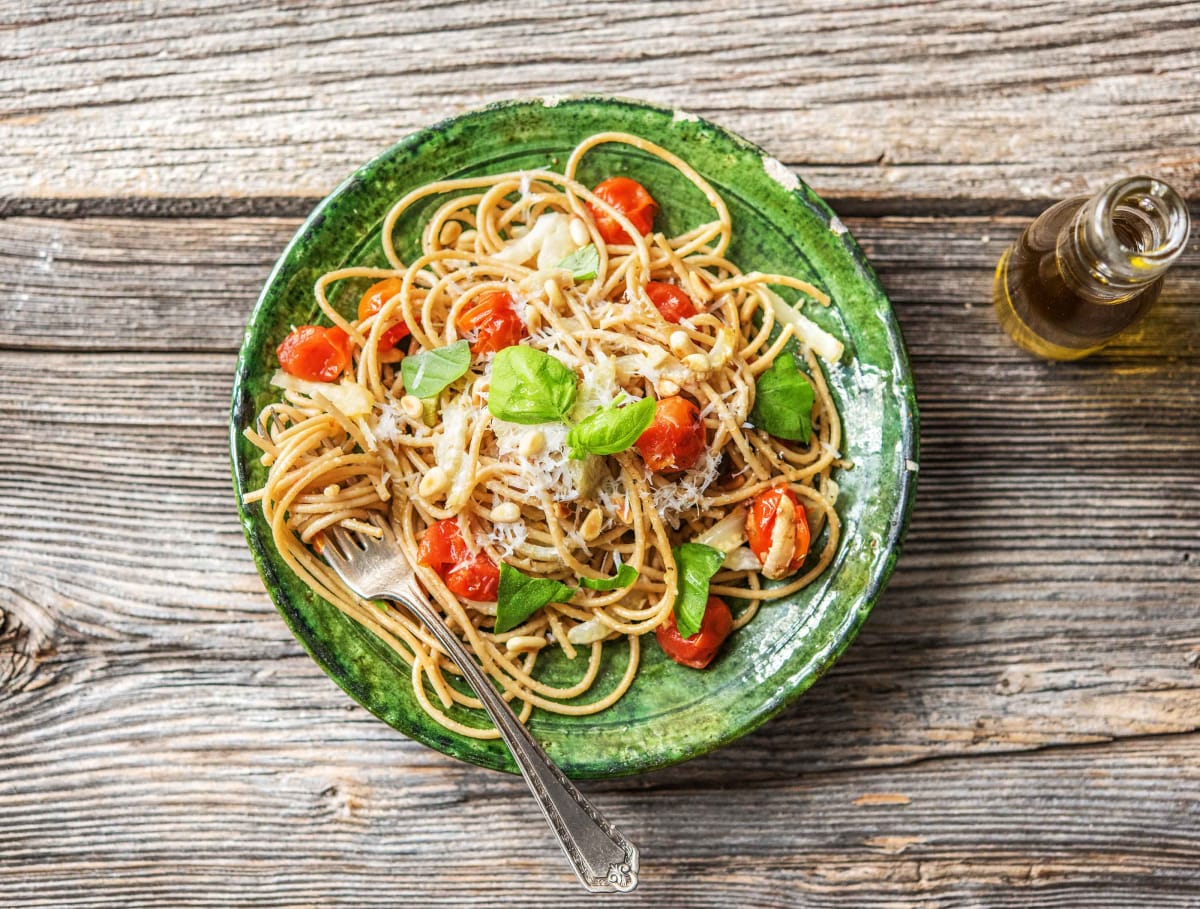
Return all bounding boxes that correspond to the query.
[230,97,918,779]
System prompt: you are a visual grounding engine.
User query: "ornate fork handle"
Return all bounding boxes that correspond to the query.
[385,585,639,893]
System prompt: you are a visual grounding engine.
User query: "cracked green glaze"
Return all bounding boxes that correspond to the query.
[229,97,918,779]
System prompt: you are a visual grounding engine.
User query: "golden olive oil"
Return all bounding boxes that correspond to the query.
[992,178,1189,360]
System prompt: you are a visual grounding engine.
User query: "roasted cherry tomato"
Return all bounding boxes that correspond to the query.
[636,395,706,472]
[745,485,811,579]
[645,282,697,324]
[456,290,526,355]
[416,518,500,602]
[357,277,411,352]
[587,176,658,245]
[276,325,352,382]
[656,596,733,669]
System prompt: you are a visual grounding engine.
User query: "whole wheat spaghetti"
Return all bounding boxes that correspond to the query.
[244,133,847,739]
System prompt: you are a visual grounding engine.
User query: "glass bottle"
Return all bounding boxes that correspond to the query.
[992,176,1190,360]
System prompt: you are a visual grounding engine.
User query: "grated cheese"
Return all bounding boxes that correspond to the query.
[480,517,528,560]
[649,448,722,527]
[371,401,405,444]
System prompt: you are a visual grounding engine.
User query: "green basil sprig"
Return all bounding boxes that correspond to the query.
[750,351,815,443]
[555,244,600,281]
[566,396,655,460]
[494,563,575,633]
[495,562,638,632]
[401,339,471,399]
[578,564,639,591]
[488,346,578,425]
[671,542,726,638]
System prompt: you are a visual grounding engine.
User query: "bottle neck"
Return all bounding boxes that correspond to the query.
[1055,176,1190,304]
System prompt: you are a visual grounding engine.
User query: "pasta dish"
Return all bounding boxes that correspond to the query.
[244,132,847,739]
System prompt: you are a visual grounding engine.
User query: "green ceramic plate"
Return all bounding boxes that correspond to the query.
[230,97,918,779]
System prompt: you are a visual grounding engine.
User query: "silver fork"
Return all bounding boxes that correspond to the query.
[320,524,640,893]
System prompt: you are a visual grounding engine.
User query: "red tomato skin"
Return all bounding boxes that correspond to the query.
[276,325,352,382]
[645,282,697,323]
[635,395,706,472]
[656,597,734,669]
[358,277,411,352]
[745,486,811,575]
[588,176,658,245]
[445,557,500,602]
[416,518,500,602]
[456,290,526,355]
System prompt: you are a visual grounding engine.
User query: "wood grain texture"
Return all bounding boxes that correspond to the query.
[2,208,1199,904]
[3,0,1200,206]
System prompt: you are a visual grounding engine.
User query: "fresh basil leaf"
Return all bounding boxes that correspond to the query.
[401,340,471,399]
[494,563,575,634]
[488,346,578,425]
[555,244,600,281]
[750,351,815,443]
[672,542,726,638]
[579,564,639,591]
[566,396,656,460]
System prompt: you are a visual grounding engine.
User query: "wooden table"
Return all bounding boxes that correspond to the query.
[3,2,1199,906]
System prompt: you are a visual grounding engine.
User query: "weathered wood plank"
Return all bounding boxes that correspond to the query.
[2,0,1198,205]
[5,1,1200,901]
[2,709,1199,908]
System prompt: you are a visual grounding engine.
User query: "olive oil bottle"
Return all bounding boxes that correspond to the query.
[993,176,1190,360]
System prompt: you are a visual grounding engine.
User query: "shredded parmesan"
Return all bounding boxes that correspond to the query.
[371,401,405,444]
[648,449,722,527]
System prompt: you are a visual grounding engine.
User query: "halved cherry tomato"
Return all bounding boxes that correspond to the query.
[635,395,706,472]
[645,282,697,324]
[276,325,352,382]
[455,290,526,355]
[745,486,811,579]
[357,277,411,352]
[587,176,658,245]
[416,518,500,602]
[656,596,733,669]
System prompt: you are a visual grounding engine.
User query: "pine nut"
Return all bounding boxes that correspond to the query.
[506,635,548,652]
[520,429,546,458]
[669,330,694,357]
[438,220,462,245]
[323,484,340,498]
[656,379,680,397]
[569,217,590,247]
[492,502,521,523]
[400,394,423,419]
[418,466,449,498]
[580,507,604,541]
[683,353,711,373]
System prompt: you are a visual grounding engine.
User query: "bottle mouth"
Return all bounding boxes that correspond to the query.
[1082,176,1191,286]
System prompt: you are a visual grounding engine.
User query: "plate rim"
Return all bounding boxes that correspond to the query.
[229,94,920,778]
